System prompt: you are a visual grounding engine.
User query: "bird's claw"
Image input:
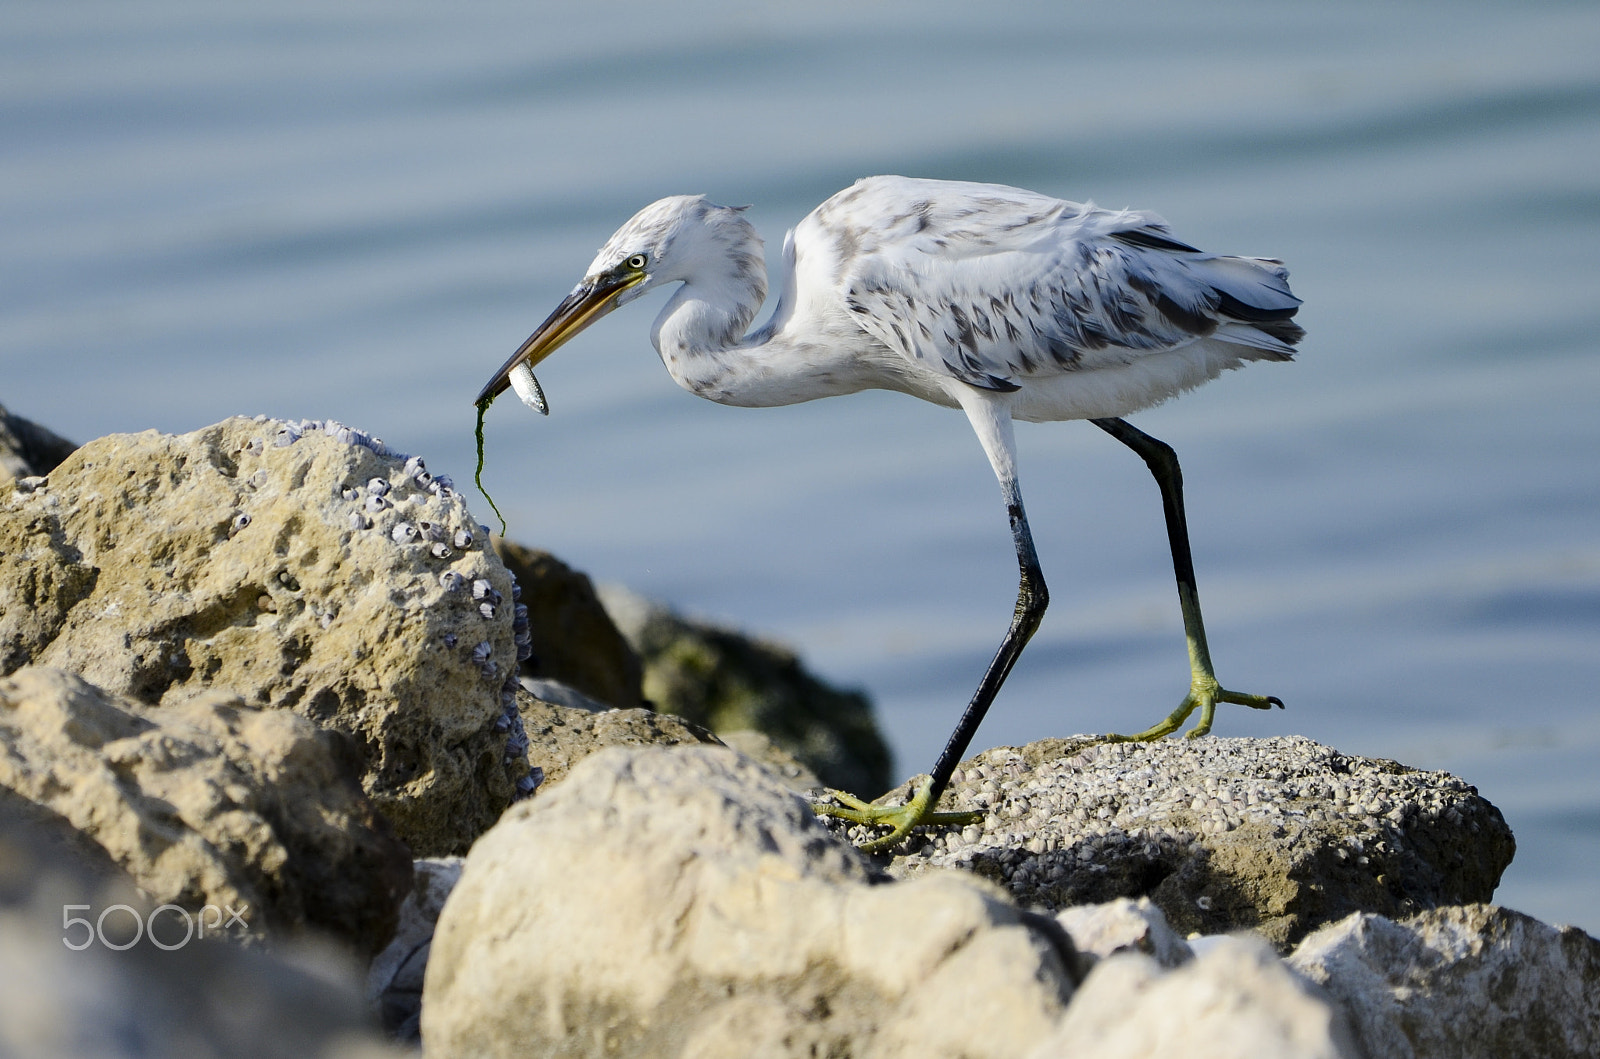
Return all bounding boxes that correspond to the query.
[1107,680,1284,743]
[814,776,982,853]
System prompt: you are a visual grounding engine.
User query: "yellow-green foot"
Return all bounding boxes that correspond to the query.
[1108,679,1284,742]
[814,777,983,853]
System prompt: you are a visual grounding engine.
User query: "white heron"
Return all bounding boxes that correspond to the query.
[477,176,1301,850]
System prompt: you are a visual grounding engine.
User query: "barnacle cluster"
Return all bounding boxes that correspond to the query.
[254,415,540,799]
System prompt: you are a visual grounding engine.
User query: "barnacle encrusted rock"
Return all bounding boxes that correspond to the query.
[0,417,520,853]
[422,745,1075,1059]
[849,735,1514,949]
[0,666,412,954]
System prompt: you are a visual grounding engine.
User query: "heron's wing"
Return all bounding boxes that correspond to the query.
[829,185,1301,392]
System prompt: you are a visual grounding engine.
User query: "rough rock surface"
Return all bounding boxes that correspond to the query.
[367,856,464,1042]
[1029,935,1360,1059]
[493,539,643,709]
[0,417,521,854]
[717,727,824,792]
[0,403,76,484]
[845,735,1514,949]
[422,745,1075,1059]
[516,688,822,795]
[515,689,724,790]
[0,801,405,1059]
[599,584,892,796]
[0,666,412,954]
[374,720,820,1042]
[1057,896,1193,971]
[1288,904,1600,1059]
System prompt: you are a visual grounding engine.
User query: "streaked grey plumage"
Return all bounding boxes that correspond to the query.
[813,179,1301,396]
[478,176,1302,851]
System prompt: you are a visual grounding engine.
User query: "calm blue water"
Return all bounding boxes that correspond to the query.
[4,1,1597,933]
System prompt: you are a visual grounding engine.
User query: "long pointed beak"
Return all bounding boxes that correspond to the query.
[475,271,646,407]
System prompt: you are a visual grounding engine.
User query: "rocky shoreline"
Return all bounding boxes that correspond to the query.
[1,409,1596,1058]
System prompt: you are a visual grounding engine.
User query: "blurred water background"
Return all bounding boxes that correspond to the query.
[3,1,1597,932]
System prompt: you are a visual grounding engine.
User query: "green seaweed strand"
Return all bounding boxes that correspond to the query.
[474,397,509,537]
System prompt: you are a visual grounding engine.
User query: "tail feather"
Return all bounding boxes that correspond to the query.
[1201,254,1304,354]
[1214,320,1300,360]
[1205,255,1300,310]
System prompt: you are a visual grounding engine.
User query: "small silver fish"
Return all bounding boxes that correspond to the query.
[509,361,549,416]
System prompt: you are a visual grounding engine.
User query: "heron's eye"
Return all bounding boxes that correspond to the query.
[626,254,648,270]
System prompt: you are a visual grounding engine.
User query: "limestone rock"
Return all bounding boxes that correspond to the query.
[717,728,823,793]
[1029,935,1360,1059]
[367,856,464,1042]
[598,584,893,797]
[493,539,643,708]
[0,403,76,484]
[0,666,412,955]
[517,689,820,796]
[515,689,723,790]
[1288,904,1600,1059]
[1057,896,1192,970]
[422,745,1074,1059]
[855,736,1514,949]
[0,417,521,853]
[0,795,407,1058]
[372,725,820,1042]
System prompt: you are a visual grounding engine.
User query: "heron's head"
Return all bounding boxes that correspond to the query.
[475,195,762,407]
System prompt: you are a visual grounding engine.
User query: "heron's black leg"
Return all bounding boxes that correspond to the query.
[1091,417,1283,739]
[928,479,1048,794]
[817,476,1048,851]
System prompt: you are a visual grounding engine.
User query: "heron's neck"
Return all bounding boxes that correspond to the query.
[651,270,764,361]
[649,257,814,407]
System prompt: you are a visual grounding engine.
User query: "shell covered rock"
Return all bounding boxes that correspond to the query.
[0,417,520,854]
[845,735,1516,950]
